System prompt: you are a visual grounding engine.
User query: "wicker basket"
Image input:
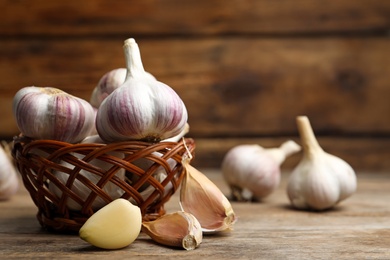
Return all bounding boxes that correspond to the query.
[12,135,195,233]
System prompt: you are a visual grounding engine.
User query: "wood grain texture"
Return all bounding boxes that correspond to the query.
[0,0,389,171]
[1,0,389,36]
[0,171,389,259]
[1,38,389,137]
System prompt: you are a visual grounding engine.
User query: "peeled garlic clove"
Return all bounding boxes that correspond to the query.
[142,211,202,250]
[222,140,301,201]
[12,86,95,143]
[90,68,156,108]
[96,38,188,143]
[79,198,142,249]
[180,156,236,233]
[287,116,357,211]
[0,142,19,200]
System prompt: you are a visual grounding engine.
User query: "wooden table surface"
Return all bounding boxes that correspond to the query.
[1,169,389,259]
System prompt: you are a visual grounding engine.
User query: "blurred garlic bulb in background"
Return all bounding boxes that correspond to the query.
[222,140,301,201]
[0,141,19,200]
[287,116,357,211]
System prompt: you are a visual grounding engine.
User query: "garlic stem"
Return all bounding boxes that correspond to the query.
[266,140,301,165]
[296,116,323,159]
[123,38,146,80]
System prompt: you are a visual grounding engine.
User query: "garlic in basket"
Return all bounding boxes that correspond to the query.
[221,140,301,201]
[49,136,126,211]
[0,141,19,200]
[90,68,155,108]
[142,211,202,250]
[96,38,188,143]
[12,86,95,143]
[180,155,236,233]
[287,116,357,211]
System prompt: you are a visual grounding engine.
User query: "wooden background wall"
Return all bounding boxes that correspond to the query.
[1,0,389,171]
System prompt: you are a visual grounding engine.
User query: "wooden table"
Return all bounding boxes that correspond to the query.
[1,169,389,259]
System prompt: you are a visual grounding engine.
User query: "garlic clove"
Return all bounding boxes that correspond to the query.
[287,116,357,211]
[0,142,19,200]
[180,156,236,233]
[13,86,95,143]
[79,198,142,249]
[142,211,202,250]
[90,68,156,108]
[96,38,188,143]
[221,140,301,201]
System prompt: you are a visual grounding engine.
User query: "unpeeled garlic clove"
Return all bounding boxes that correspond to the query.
[180,155,236,233]
[0,141,19,200]
[96,38,188,143]
[79,198,142,249]
[12,86,95,143]
[222,140,301,201]
[89,68,156,108]
[287,116,357,211]
[142,211,202,250]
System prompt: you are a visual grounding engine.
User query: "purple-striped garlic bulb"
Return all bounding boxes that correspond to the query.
[90,68,155,108]
[96,38,188,143]
[12,86,95,143]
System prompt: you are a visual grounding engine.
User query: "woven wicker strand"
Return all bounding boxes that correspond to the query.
[12,135,195,233]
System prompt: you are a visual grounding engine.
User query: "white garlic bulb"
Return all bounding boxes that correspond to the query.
[287,116,357,211]
[0,142,19,200]
[222,140,301,201]
[96,38,188,143]
[49,137,126,211]
[13,86,95,143]
[90,68,156,108]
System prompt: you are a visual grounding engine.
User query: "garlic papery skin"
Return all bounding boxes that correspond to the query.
[13,86,95,143]
[287,116,357,211]
[90,68,156,108]
[180,155,236,233]
[221,140,301,201]
[142,211,202,250]
[0,142,19,200]
[96,38,188,143]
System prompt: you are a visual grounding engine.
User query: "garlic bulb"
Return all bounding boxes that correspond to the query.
[142,211,202,250]
[49,137,126,211]
[13,86,95,143]
[222,140,301,201]
[0,141,19,200]
[90,68,156,108]
[287,116,357,211]
[180,155,236,233]
[96,38,188,143]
